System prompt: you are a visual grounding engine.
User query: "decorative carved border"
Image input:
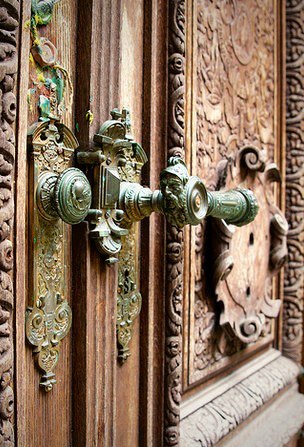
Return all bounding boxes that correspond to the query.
[222,384,304,447]
[283,0,304,364]
[0,0,20,444]
[164,0,185,445]
[180,355,300,446]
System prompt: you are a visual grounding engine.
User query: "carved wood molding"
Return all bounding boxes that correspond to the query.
[180,355,300,446]
[283,0,304,364]
[222,384,304,447]
[164,1,185,445]
[0,0,20,444]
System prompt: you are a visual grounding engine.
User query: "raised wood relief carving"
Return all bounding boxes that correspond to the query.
[210,150,286,344]
[188,0,282,384]
[164,0,185,445]
[283,0,304,364]
[180,355,300,446]
[0,0,19,444]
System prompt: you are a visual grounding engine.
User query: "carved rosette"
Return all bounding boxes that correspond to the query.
[0,1,20,444]
[165,1,185,445]
[283,0,304,364]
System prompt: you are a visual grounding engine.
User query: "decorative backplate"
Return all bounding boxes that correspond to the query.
[113,110,147,362]
[26,119,78,391]
[78,109,148,362]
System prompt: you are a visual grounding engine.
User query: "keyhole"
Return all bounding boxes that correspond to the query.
[246,286,251,298]
[249,232,254,245]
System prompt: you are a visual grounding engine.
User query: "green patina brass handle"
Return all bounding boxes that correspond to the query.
[36,167,92,224]
[75,110,259,363]
[119,157,258,229]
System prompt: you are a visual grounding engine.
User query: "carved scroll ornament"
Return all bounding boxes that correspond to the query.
[191,0,280,382]
[210,147,287,344]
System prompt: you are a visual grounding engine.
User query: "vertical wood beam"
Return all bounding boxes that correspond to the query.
[73,1,121,445]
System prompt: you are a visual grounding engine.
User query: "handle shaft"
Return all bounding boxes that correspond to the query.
[207,189,258,227]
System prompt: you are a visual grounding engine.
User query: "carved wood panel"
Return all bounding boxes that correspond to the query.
[185,0,284,386]
[0,1,20,445]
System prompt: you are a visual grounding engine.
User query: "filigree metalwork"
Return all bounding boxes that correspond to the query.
[116,110,147,362]
[116,225,142,362]
[78,108,148,361]
[26,118,78,391]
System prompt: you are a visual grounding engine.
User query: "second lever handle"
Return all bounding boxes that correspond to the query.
[119,157,258,229]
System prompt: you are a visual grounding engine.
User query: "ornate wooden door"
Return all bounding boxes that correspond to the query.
[174,1,304,446]
[1,0,303,446]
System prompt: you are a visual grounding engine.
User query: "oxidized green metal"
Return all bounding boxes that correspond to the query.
[75,111,259,364]
[37,167,91,224]
[26,119,88,391]
[119,156,259,228]
[30,0,72,122]
[31,0,56,25]
[78,108,147,362]
[206,188,258,226]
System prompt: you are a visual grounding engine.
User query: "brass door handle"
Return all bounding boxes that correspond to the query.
[26,119,93,391]
[26,110,260,377]
[77,109,258,261]
[36,168,92,224]
[75,109,260,361]
[119,157,258,229]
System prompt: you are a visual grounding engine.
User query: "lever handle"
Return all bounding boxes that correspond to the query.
[119,157,258,229]
[36,167,92,224]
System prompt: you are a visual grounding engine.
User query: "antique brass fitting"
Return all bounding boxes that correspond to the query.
[27,110,259,370]
[76,109,259,362]
[77,110,258,261]
[119,157,258,229]
[26,118,92,391]
[36,167,92,224]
